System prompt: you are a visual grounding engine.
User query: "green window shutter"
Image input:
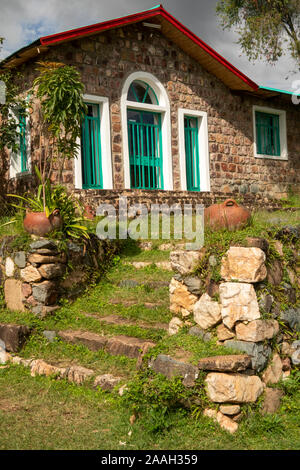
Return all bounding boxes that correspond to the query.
[19,112,27,172]
[81,103,103,189]
[184,116,200,191]
[255,111,281,157]
[128,109,163,190]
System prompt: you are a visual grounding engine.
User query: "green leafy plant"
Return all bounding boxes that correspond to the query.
[32,61,87,185]
[7,166,89,240]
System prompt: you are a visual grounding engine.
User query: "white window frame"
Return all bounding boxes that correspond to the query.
[121,71,173,190]
[9,107,31,178]
[178,108,210,192]
[253,105,288,161]
[75,94,113,190]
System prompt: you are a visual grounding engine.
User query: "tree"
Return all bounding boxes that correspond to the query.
[216,0,300,69]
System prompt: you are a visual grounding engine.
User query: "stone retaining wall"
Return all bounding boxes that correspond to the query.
[167,229,300,431]
[0,235,117,317]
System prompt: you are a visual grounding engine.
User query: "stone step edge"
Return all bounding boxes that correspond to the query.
[57,330,156,360]
[124,261,172,271]
[83,313,169,332]
[4,353,128,393]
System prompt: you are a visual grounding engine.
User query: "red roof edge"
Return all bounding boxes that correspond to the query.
[39,5,258,91]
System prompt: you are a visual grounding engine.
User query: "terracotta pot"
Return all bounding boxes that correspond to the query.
[204,199,251,231]
[23,210,62,237]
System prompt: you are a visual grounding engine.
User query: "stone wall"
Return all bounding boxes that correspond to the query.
[0,236,117,317]
[5,22,300,202]
[167,229,299,430]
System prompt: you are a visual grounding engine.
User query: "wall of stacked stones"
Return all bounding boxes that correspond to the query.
[6,22,300,202]
[167,234,299,430]
[0,236,116,317]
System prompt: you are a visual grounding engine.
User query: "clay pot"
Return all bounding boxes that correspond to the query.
[23,209,62,237]
[204,199,251,231]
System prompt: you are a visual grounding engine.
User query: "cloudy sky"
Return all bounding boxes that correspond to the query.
[0,0,298,91]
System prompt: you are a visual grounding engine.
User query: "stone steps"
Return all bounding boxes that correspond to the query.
[83,313,169,331]
[124,261,172,271]
[57,329,156,360]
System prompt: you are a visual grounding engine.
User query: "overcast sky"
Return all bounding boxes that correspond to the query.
[0,0,298,91]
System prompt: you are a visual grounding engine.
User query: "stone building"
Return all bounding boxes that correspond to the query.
[1,5,299,209]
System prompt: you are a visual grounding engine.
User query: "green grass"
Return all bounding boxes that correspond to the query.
[0,365,299,450]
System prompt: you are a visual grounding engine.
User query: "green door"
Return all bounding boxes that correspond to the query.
[81,103,103,189]
[184,116,200,191]
[128,109,163,190]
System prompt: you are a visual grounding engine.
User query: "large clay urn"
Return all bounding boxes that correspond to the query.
[23,209,63,237]
[204,199,250,231]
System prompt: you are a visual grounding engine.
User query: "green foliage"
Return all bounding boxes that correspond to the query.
[216,0,300,68]
[32,61,87,183]
[7,166,89,241]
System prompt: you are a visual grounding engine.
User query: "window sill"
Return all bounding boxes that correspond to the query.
[15,170,32,178]
[254,154,288,161]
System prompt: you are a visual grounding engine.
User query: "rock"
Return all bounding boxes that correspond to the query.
[43,330,57,342]
[168,317,184,335]
[291,349,300,366]
[219,282,260,329]
[32,305,59,318]
[0,323,30,352]
[193,293,221,329]
[235,320,279,342]
[287,268,297,286]
[245,237,269,254]
[262,353,283,385]
[169,278,198,317]
[259,294,274,314]
[5,257,15,277]
[282,283,296,304]
[21,283,32,299]
[130,261,151,269]
[188,326,212,342]
[30,359,64,378]
[203,408,238,434]
[138,241,153,251]
[206,279,219,298]
[155,261,172,271]
[14,251,26,268]
[208,255,218,267]
[32,280,57,305]
[62,365,94,384]
[106,336,155,359]
[274,240,284,257]
[0,339,7,364]
[29,240,58,251]
[118,279,140,288]
[280,307,300,332]
[149,354,199,387]
[217,324,235,341]
[219,405,241,416]
[38,263,66,279]
[267,259,283,286]
[170,250,202,275]
[261,388,284,415]
[205,372,264,403]
[221,247,267,283]
[94,374,121,391]
[281,341,294,356]
[58,330,108,351]
[28,253,66,264]
[20,265,42,283]
[275,225,300,242]
[198,355,252,372]
[224,340,271,372]
[182,276,202,295]
[159,243,173,251]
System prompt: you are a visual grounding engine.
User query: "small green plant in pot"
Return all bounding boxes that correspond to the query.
[8,166,89,240]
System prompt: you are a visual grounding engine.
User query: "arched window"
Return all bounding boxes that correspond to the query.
[121,72,172,191]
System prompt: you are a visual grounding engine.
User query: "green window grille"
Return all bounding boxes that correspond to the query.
[184,116,200,191]
[127,80,158,105]
[81,103,103,189]
[19,111,27,172]
[128,109,163,190]
[255,111,281,156]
